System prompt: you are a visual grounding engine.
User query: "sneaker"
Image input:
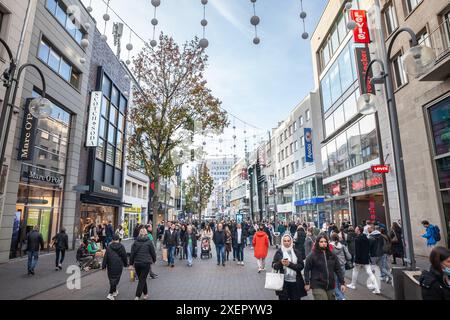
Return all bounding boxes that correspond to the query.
[55,267,60,271]
[241,262,245,266]
[233,258,236,261]
[112,291,119,297]
[58,264,62,270]
[367,284,375,290]
[171,264,174,268]
[30,270,35,275]
[346,284,356,290]
[106,294,115,300]
[142,294,149,300]
[372,290,381,295]
[258,269,262,273]
[134,297,140,300]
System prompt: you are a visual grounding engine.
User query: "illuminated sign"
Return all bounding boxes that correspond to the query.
[350,10,371,44]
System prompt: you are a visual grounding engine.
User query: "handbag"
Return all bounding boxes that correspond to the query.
[162,248,168,262]
[264,269,285,291]
[130,269,135,282]
[345,260,354,270]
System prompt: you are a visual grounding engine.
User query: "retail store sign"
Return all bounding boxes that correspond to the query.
[305,128,314,163]
[18,99,38,161]
[355,47,375,95]
[86,91,102,147]
[295,197,325,206]
[371,165,390,173]
[28,171,63,185]
[350,10,371,44]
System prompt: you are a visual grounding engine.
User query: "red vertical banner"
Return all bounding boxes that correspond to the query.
[355,46,375,95]
[350,10,371,44]
[369,197,376,222]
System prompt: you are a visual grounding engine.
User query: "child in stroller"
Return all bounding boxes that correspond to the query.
[200,237,212,259]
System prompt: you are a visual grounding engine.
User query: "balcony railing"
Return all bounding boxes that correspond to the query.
[420,16,450,62]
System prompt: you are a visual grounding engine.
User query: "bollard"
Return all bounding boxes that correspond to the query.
[392,267,406,300]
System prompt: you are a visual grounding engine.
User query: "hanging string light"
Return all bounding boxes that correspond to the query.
[101,0,111,41]
[150,0,161,47]
[199,0,209,49]
[299,0,309,40]
[250,0,260,45]
[86,0,93,13]
[345,1,357,30]
[126,29,133,65]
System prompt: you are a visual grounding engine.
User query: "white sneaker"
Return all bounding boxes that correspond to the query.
[346,284,356,290]
[134,297,140,300]
[373,290,381,295]
[112,290,119,297]
[106,294,115,300]
[142,294,149,300]
[241,262,245,266]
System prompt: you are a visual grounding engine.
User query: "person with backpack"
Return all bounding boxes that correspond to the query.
[368,225,387,291]
[422,221,441,251]
[330,233,352,300]
[102,234,128,300]
[51,228,69,271]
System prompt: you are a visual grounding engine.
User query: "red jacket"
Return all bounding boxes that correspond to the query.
[253,231,269,259]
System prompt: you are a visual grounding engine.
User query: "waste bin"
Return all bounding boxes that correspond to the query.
[273,232,281,249]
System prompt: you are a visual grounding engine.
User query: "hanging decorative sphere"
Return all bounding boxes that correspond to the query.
[219,139,223,143]
[253,37,260,45]
[80,39,89,49]
[151,18,158,26]
[251,0,257,3]
[203,142,207,146]
[345,2,353,10]
[87,6,93,13]
[126,59,131,65]
[199,38,209,49]
[201,19,208,27]
[250,16,260,26]
[103,13,110,21]
[201,0,208,4]
[100,34,108,41]
[151,0,161,7]
[300,11,307,19]
[347,20,357,30]
[233,126,236,130]
[84,23,91,30]
[80,57,86,64]
[126,43,133,51]
[233,135,236,139]
[124,91,129,96]
[150,40,157,47]
[124,75,130,81]
[302,32,309,40]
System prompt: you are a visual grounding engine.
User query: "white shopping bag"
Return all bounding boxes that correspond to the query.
[264,270,284,291]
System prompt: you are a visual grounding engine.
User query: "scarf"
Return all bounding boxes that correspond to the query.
[281,234,297,280]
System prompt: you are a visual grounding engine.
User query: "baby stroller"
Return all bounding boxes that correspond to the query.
[200,237,212,259]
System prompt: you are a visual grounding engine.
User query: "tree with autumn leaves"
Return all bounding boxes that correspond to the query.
[183,164,214,220]
[127,34,228,238]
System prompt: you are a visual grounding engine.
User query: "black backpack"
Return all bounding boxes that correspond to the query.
[433,225,441,242]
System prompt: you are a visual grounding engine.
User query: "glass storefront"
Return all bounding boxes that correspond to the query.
[79,204,118,241]
[123,207,142,239]
[10,94,71,258]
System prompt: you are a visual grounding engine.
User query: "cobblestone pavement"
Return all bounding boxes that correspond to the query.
[27,242,390,301]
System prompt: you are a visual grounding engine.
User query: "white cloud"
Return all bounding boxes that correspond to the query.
[209,0,248,35]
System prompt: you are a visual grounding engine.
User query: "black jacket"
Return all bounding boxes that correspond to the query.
[102,242,128,276]
[213,230,226,245]
[272,248,308,298]
[130,236,157,265]
[346,231,357,256]
[183,233,197,251]
[420,268,450,300]
[76,245,89,261]
[304,249,345,291]
[163,230,179,246]
[52,232,68,250]
[27,230,44,252]
[368,232,384,258]
[105,224,114,237]
[179,230,187,245]
[231,228,247,247]
[354,233,370,265]
[294,231,307,260]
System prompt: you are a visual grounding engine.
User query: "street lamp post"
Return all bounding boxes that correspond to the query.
[357,28,436,271]
[0,38,52,178]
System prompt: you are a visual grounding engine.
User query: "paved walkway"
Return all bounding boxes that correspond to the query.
[0,239,430,300]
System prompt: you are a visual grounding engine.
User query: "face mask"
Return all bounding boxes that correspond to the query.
[443,267,450,276]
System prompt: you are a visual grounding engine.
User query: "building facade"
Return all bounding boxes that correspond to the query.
[1,0,95,261]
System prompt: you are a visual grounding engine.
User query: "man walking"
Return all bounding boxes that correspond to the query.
[52,227,69,271]
[421,221,440,253]
[213,223,226,266]
[26,226,44,276]
[232,223,246,265]
[163,222,179,268]
[368,225,387,290]
[105,221,114,247]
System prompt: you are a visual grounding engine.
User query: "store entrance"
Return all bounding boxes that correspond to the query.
[354,193,386,227]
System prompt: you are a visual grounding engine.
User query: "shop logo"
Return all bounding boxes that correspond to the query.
[66,265,81,290]
[304,128,313,163]
[28,171,63,185]
[86,91,102,147]
[18,99,38,161]
[350,10,371,44]
[101,185,119,194]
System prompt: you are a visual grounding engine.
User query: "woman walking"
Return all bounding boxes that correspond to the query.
[304,227,316,258]
[253,225,269,273]
[420,247,450,300]
[304,235,346,300]
[129,228,157,300]
[102,235,128,300]
[272,234,308,300]
[225,225,232,261]
[330,233,352,300]
[201,225,213,240]
[390,222,405,266]
[293,226,306,260]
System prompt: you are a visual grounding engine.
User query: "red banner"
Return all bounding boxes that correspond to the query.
[371,165,390,174]
[350,10,371,44]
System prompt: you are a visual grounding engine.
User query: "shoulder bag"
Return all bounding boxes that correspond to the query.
[264,269,285,291]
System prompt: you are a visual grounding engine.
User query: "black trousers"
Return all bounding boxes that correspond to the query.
[55,248,65,267]
[108,274,121,294]
[279,281,302,300]
[135,263,150,297]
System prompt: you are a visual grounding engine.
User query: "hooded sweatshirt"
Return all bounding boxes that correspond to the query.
[330,241,351,267]
[368,230,384,258]
[102,241,128,276]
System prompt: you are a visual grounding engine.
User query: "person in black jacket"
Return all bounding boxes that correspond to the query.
[163,223,179,267]
[272,234,307,300]
[52,228,69,271]
[420,246,450,300]
[346,226,380,294]
[105,221,114,247]
[184,226,197,267]
[304,235,345,300]
[130,228,157,300]
[76,243,94,270]
[213,223,226,266]
[26,226,44,276]
[293,226,307,260]
[232,223,247,265]
[102,235,128,300]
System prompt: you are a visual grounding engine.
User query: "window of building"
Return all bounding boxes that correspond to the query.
[293,121,298,132]
[347,122,363,167]
[404,0,422,15]
[46,0,86,46]
[291,163,295,174]
[282,167,285,179]
[417,27,431,48]
[391,52,408,89]
[300,136,305,147]
[302,157,306,168]
[306,109,310,121]
[428,96,450,156]
[294,141,298,151]
[299,116,304,127]
[383,2,398,36]
[336,132,349,172]
[289,125,293,136]
[290,143,293,155]
[360,114,379,163]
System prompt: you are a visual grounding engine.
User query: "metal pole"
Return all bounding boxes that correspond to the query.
[164,179,168,221]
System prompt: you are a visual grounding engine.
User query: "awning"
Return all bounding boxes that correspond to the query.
[80,194,128,207]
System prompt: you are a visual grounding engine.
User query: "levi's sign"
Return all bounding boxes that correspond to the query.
[371,165,390,173]
[86,91,102,147]
[350,10,371,44]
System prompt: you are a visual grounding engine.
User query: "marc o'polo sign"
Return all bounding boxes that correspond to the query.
[18,99,38,161]
[86,91,102,147]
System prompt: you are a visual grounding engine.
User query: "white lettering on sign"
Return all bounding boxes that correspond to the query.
[101,185,119,194]
[86,91,102,147]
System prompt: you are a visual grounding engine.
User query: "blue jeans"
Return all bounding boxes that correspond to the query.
[168,246,176,265]
[249,236,254,248]
[187,245,193,266]
[216,244,225,264]
[380,254,392,279]
[235,243,244,262]
[27,251,39,272]
[335,265,346,300]
[105,236,112,247]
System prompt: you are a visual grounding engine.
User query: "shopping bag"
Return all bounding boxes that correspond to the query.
[130,269,135,282]
[162,248,168,262]
[264,270,284,291]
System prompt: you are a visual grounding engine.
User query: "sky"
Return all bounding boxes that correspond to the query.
[81,0,328,160]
